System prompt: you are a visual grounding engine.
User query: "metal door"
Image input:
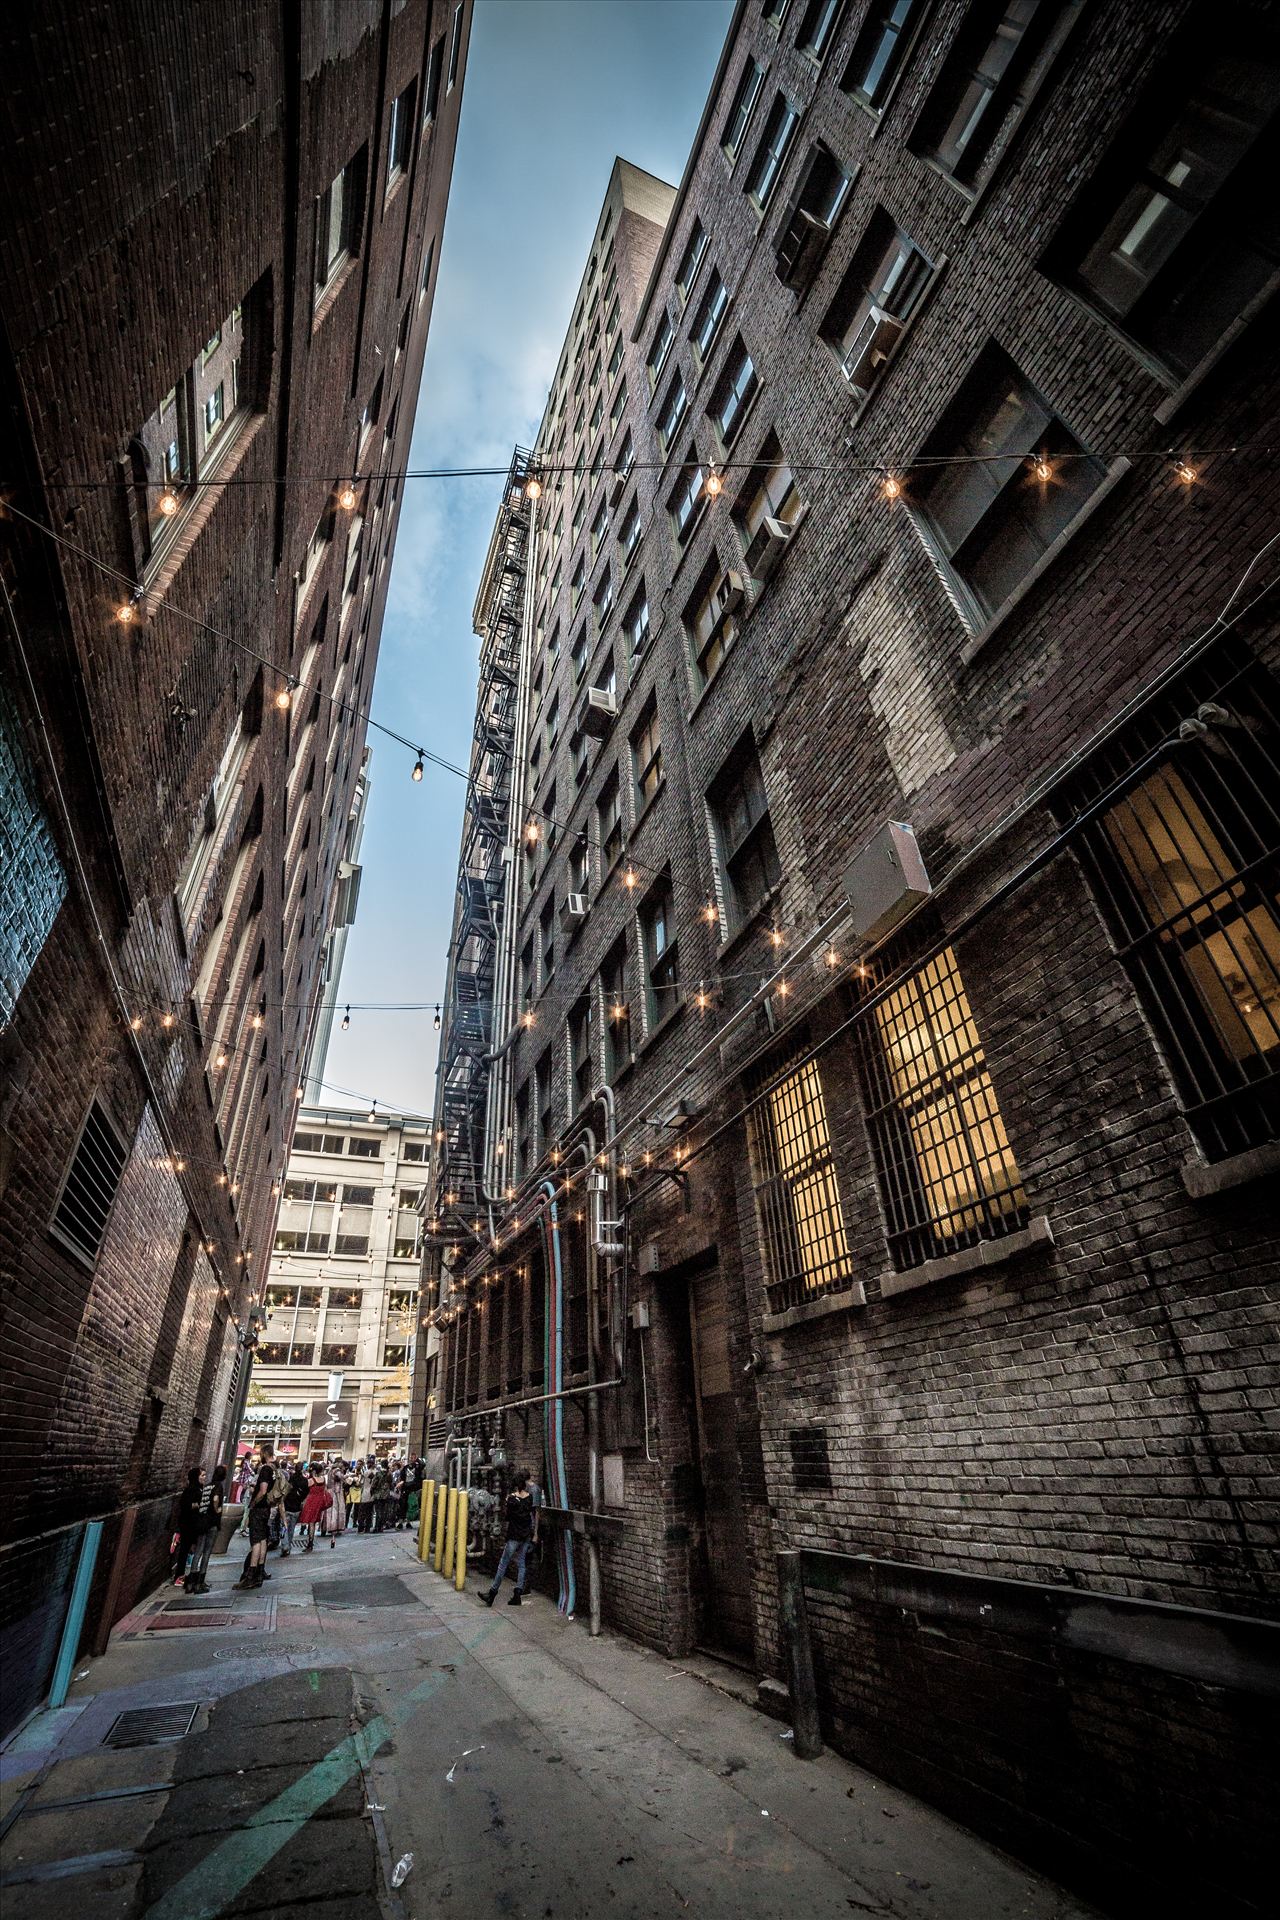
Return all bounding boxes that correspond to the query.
[688,1268,753,1658]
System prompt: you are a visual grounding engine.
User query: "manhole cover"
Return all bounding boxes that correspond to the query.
[103,1703,198,1748]
[316,1575,419,1609]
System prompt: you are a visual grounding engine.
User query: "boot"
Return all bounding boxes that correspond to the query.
[507,1589,522,1606]
[480,1589,496,1607]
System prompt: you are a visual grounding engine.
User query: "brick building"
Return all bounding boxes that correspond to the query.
[423,1,1278,1910]
[0,0,471,1736]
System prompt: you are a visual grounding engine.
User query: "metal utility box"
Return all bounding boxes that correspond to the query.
[842,820,932,944]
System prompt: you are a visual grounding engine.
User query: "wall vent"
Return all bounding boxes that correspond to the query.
[50,1097,128,1267]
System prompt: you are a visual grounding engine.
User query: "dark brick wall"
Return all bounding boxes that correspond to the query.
[0,0,469,1698]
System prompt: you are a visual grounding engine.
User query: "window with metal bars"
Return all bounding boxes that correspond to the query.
[747,1044,853,1313]
[464,1315,480,1404]
[487,1283,504,1394]
[50,1097,128,1266]
[507,1272,524,1387]
[853,943,1028,1270]
[1060,651,1280,1161]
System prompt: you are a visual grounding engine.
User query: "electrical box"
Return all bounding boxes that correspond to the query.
[629,1300,651,1330]
[636,1240,660,1277]
[842,820,932,944]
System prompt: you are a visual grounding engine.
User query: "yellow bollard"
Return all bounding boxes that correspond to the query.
[433,1480,447,1572]
[454,1490,468,1591]
[418,1480,436,1562]
[443,1486,458,1580]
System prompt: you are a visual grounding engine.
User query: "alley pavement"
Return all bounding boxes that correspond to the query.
[1,1529,1100,1920]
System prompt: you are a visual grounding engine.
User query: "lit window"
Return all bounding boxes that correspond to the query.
[748,1052,854,1313]
[854,944,1028,1270]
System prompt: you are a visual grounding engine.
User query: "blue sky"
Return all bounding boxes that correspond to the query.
[319,0,734,1117]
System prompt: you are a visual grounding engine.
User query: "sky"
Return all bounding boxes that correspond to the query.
[318,0,734,1119]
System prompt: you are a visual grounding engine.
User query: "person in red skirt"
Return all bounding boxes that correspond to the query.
[298,1468,332,1552]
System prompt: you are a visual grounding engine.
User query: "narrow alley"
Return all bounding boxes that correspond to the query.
[1,1532,1096,1920]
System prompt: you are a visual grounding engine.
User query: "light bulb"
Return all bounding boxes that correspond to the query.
[769,927,784,949]
[338,483,358,510]
[250,1012,263,1030]
[702,899,717,924]
[623,865,637,890]
[129,1014,143,1031]
[525,818,541,844]
[777,979,790,999]
[341,1007,351,1030]
[881,474,902,501]
[522,1008,535,1028]
[824,947,840,969]
[275,685,292,711]
[215,1050,228,1067]
[115,600,138,625]
[433,1005,442,1031]
[610,1001,626,1022]
[524,474,543,501]
[1031,457,1053,483]
[158,489,180,517]
[160,1010,175,1028]
[704,469,723,498]
[1175,459,1197,485]
[412,754,424,782]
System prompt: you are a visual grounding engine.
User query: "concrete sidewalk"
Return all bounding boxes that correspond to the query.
[1,1528,1100,1920]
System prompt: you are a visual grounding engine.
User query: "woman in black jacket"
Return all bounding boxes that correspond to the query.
[184,1464,226,1595]
[173,1466,204,1586]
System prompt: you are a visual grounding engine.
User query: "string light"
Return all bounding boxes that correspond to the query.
[129,1014,143,1031]
[881,473,902,501]
[1031,456,1054,483]
[337,482,358,510]
[1174,458,1198,485]
[695,982,710,1012]
[824,946,840,969]
[610,1000,627,1022]
[524,472,543,501]
[160,1011,175,1029]
[702,899,718,924]
[275,681,294,711]
[704,467,724,498]
[158,489,180,518]
[412,753,424,782]
[777,979,790,999]
[769,926,784,949]
[622,864,638,890]
[525,818,541,844]
[250,1012,263,1031]
[215,1049,228,1067]
[521,1008,536,1028]
[114,598,138,625]
[341,1006,351,1030]
[433,1005,442,1031]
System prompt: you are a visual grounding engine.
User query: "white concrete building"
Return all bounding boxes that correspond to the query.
[248,1105,433,1461]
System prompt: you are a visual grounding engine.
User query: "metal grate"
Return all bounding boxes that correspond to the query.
[854,944,1028,1272]
[103,1703,197,1748]
[747,1042,853,1313]
[50,1097,128,1266]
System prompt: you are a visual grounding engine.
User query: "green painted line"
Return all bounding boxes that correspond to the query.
[143,1619,493,1920]
[308,1670,319,1693]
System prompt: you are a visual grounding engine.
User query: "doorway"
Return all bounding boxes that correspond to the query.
[687,1266,753,1659]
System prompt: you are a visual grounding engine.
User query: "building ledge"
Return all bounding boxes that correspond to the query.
[762,1283,865,1335]
[1181,1140,1280,1201]
[877,1214,1054,1300]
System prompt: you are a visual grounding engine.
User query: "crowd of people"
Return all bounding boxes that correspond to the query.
[225,1452,427,1590]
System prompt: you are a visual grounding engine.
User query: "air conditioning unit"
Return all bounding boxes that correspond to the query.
[333,860,362,929]
[842,820,932,944]
[560,891,588,928]
[841,305,904,391]
[777,208,832,290]
[579,685,618,739]
[743,515,793,585]
[708,569,747,637]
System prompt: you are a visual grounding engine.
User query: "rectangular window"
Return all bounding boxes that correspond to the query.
[601,940,631,1079]
[735,436,804,549]
[675,220,709,301]
[668,462,706,543]
[590,501,609,558]
[598,770,623,871]
[642,880,679,1030]
[50,1097,127,1267]
[424,35,445,122]
[619,501,642,567]
[647,310,674,388]
[448,1,463,89]
[520,936,536,1011]
[658,374,688,452]
[569,995,594,1112]
[842,0,921,109]
[915,350,1106,621]
[1053,31,1279,378]
[912,0,1072,187]
[798,0,843,59]
[608,333,624,382]
[1063,658,1280,1161]
[316,147,368,296]
[571,628,588,682]
[748,1050,854,1313]
[709,339,758,447]
[821,212,932,390]
[612,431,635,499]
[691,269,728,359]
[632,698,662,808]
[535,1049,553,1151]
[571,557,586,614]
[853,943,1028,1271]
[540,898,556,986]
[723,58,764,158]
[593,569,614,628]
[776,144,851,289]
[624,585,650,659]
[387,78,416,185]
[746,95,800,208]
[347,1136,380,1157]
[710,735,780,927]
[609,379,628,435]
[132,300,253,551]
[686,562,743,687]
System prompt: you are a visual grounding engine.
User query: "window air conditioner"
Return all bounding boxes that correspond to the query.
[841,305,904,391]
[777,208,831,289]
[743,515,793,585]
[580,684,618,739]
[710,569,747,634]
[560,891,588,928]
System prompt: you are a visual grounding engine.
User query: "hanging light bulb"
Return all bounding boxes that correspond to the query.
[622,864,637,890]
[338,481,358,510]
[769,926,784,949]
[341,1006,351,1030]
[1031,455,1054,483]
[695,983,710,1012]
[777,979,790,999]
[881,473,902,501]
[160,1010,175,1028]
[704,467,724,498]
[702,899,717,924]
[433,1005,442,1031]
[215,1049,228,1068]
[412,753,424,782]
[129,1014,143,1031]
[217,1173,229,1187]
[275,681,293,711]
[158,488,180,518]
[525,818,541,844]
[824,946,840,968]
[522,1008,536,1028]
[610,1000,627,1022]
[1174,457,1198,486]
[250,1012,264,1031]
[367,1103,377,1122]
[115,599,138,625]
[524,471,543,501]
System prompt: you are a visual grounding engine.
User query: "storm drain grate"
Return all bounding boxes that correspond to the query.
[103,1703,198,1748]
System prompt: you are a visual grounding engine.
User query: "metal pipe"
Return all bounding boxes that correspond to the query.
[448,1376,624,1419]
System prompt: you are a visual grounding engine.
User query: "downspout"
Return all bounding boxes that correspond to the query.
[538,1178,577,1616]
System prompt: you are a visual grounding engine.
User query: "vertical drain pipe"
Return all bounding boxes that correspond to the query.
[539,1180,576,1616]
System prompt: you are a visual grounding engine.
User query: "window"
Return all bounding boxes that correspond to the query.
[387,79,416,186]
[691,270,728,359]
[590,501,609,559]
[515,1084,531,1177]
[668,462,706,544]
[535,1049,553,1151]
[711,736,780,928]
[347,1136,380,1157]
[423,35,445,122]
[748,1050,853,1313]
[723,58,764,158]
[401,1139,427,1162]
[130,300,254,554]
[589,391,604,437]
[571,556,586,614]
[50,1097,127,1266]
[571,628,588,682]
[609,379,628,435]
[316,147,367,297]
[658,375,688,452]
[608,332,624,382]
[746,96,800,208]
[776,145,851,289]
[593,569,614,628]
[360,372,384,448]
[541,897,555,984]
[520,936,536,1010]
[613,431,635,495]
[798,0,843,59]
[293,1130,346,1154]
[175,692,256,933]
[821,213,932,389]
[675,221,708,301]
[624,586,650,659]
[843,0,921,109]
[915,350,1106,621]
[1053,31,1280,378]
[569,995,594,1111]
[642,880,679,1029]
[913,0,1072,187]
[736,437,804,549]
[687,563,742,686]
[569,832,590,894]
[853,942,1028,1271]
[1063,656,1280,1161]
[447,0,464,89]
[619,500,642,567]
[598,771,623,871]
[647,311,674,388]
[602,942,631,1079]
[709,339,758,447]
[632,698,662,808]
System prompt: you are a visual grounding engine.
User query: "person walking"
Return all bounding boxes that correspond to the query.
[480,1474,536,1607]
[281,1461,308,1555]
[184,1465,226,1595]
[235,1460,275,1589]
[371,1458,391,1533]
[299,1469,331,1550]
[345,1459,362,1530]
[323,1460,347,1547]
[172,1467,204,1587]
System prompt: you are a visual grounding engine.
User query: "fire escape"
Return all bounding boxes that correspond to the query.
[429,447,533,1249]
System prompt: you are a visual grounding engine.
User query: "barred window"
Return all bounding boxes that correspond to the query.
[855,945,1028,1270]
[1065,654,1280,1160]
[748,1052,853,1313]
